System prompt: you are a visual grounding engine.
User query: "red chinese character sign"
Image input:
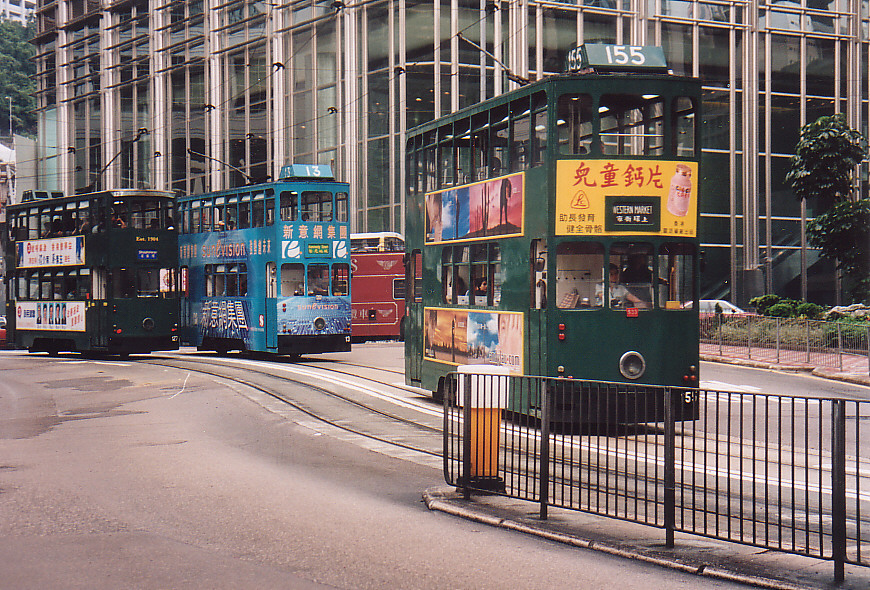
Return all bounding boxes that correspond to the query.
[425,172,524,243]
[555,160,698,237]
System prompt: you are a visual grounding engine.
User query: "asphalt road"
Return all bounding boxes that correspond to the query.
[0,352,746,589]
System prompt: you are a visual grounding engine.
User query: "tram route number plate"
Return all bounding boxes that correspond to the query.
[604,196,660,232]
[565,44,668,73]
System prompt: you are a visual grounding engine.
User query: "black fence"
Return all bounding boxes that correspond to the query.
[443,371,870,582]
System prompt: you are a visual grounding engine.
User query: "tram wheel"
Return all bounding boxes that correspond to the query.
[432,377,445,404]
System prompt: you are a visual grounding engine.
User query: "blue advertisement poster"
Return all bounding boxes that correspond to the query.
[278,296,351,335]
[200,299,251,341]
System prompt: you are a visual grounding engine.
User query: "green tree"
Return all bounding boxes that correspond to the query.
[785,114,870,303]
[0,18,37,138]
[784,113,867,212]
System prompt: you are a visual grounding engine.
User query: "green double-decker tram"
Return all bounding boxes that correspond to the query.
[404,45,701,423]
[5,189,180,355]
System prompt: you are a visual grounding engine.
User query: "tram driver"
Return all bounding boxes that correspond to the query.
[600,264,644,309]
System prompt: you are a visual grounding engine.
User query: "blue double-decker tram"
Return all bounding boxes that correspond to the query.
[176,164,352,355]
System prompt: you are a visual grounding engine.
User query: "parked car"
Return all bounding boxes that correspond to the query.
[684,299,750,315]
[0,316,6,346]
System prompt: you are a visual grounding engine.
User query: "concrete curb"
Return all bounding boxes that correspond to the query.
[423,487,808,590]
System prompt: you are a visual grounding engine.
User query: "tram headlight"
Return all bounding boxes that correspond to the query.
[313,317,326,331]
[142,317,155,331]
[618,351,646,380]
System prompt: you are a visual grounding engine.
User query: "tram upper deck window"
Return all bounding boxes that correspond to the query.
[129,198,160,229]
[673,96,696,157]
[510,101,530,172]
[555,242,604,309]
[557,94,593,155]
[454,119,471,184]
[301,191,333,222]
[238,195,251,229]
[335,192,348,222]
[600,94,664,156]
[438,128,455,188]
[491,105,509,178]
[280,191,299,221]
[531,91,548,165]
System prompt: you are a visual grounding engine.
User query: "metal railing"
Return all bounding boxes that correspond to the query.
[443,371,870,582]
[701,314,870,374]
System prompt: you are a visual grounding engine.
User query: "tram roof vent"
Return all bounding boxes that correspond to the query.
[22,190,64,202]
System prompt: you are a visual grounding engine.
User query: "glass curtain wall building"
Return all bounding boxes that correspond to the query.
[30,0,868,304]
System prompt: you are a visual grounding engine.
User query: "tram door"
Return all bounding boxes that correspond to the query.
[91,267,109,347]
[266,262,277,349]
[404,250,423,384]
[527,240,547,376]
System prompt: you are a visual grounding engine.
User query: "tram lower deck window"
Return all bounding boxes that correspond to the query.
[555,242,604,309]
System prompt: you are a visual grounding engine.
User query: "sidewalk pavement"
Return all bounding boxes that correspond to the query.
[423,352,870,590]
[700,342,870,387]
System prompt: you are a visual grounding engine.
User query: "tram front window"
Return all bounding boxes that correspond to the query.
[332,264,349,296]
[280,263,304,296]
[137,269,160,297]
[555,242,604,309]
[308,264,330,295]
[611,243,654,309]
[658,243,695,309]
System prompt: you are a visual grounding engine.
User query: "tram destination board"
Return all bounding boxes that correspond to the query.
[604,196,660,232]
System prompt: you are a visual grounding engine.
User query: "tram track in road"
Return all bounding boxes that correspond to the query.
[120,353,870,540]
[143,354,445,465]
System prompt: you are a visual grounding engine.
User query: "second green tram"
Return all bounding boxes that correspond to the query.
[404,45,701,423]
[5,189,180,355]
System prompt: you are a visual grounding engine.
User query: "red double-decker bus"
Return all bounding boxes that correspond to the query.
[350,232,407,341]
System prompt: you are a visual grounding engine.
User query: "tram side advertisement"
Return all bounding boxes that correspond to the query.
[425,173,524,243]
[423,308,523,373]
[17,236,85,267]
[16,301,86,331]
[555,160,698,236]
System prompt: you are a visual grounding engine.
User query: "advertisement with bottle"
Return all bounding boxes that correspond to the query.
[554,159,698,237]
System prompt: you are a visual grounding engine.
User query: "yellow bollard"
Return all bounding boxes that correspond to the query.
[469,406,501,477]
[458,365,509,492]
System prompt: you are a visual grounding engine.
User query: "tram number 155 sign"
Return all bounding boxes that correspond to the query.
[565,44,668,73]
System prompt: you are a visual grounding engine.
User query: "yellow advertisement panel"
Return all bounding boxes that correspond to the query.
[555,159,698,237]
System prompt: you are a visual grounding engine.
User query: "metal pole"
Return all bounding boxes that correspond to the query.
[776,317,781,363]
[837,322,843,371]
[831,399,847,583]
[462,373,472,500]
[806,319,811,363]
[664,387,676,548]
[539,379,550,520]
[5,96,10,138]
